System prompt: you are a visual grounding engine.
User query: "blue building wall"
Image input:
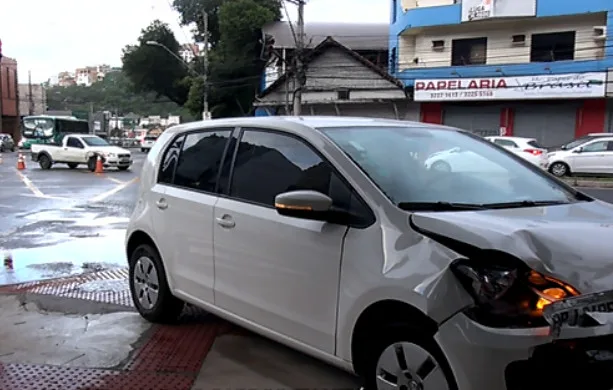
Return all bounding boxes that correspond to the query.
[389,0,613,86]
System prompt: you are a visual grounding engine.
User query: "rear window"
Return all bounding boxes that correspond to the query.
[527,140,544,149]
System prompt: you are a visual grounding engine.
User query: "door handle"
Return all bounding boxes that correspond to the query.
[155,198,168,210]
[216,215,235,228]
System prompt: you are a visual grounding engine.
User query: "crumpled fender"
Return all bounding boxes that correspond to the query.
[409,203,613,294]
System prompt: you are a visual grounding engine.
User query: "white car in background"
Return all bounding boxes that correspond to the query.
[546,135,613,177]
[140,135,158,152]
[485,136,548,168]
[424,147,506,173]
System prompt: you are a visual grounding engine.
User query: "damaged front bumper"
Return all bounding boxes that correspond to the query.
[436,308,613,390]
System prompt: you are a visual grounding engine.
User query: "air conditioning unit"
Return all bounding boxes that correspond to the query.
[511,34,526,46]
[593,26,607,40]
[432,40,445,51]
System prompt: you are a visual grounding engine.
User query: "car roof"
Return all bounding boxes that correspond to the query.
[486,136,535,141]
[163,116,457,137]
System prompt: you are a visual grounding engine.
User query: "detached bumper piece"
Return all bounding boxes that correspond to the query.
[505,335,613,390]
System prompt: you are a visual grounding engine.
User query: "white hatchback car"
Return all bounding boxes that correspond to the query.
[485,136,548,168]
[547,136,613,177]
[126,117,613,390]
[140,135,158,152]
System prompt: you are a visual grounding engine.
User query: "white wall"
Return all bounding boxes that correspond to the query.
[398,13,607,69]
[401,0,454,11]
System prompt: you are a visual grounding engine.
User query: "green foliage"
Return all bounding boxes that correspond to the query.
[46,71,196,120]
[182,0,281,117]
[123,1,282,118]
[121,20,191,105]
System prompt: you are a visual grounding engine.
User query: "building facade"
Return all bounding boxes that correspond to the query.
[390,0,613,146]
[18,83,47,116]
[0,56,20,140]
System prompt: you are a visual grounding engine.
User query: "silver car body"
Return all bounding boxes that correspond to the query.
[126,116,613,390]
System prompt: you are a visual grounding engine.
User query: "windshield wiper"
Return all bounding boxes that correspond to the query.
[482,200,569,209]
[397,202,486,211]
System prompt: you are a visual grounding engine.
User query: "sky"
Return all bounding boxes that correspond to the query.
[0,0,389,84]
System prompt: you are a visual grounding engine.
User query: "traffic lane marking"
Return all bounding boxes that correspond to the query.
[15,170,44,197]
[89,177,139,203]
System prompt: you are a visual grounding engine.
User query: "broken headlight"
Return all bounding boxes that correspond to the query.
[451,258,580,328]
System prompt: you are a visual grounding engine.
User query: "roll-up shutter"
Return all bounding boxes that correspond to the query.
[442,104,500,137]
[513,102,578,148]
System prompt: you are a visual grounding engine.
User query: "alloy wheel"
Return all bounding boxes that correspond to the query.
[376,342,451,390]
[133,256,160,310]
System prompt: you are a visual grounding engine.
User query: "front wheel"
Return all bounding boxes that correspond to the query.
[363,330,457,390]
[129,244,184,323]
[549,162,569,177]
[39,154,52,170]
[87,156,97,172]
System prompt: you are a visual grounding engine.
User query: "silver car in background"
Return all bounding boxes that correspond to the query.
[125,116,613,390]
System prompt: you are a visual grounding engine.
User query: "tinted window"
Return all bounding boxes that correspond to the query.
[230,130,333,206]
[158,135,184,184]
[173,129,232,192]
[494,139,517,147]
[527,140,544,149]
[66,137,83,148]
[582,140,609,152]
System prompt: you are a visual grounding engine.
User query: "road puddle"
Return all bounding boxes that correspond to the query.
[1,230,126,286]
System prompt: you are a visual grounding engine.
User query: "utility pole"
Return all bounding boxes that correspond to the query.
[28,70,34,115]
[292,0,305,116]
[202,11,209,120]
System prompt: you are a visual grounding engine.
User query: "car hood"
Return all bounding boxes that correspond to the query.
[92,146,130,154]
[409,200,613,294]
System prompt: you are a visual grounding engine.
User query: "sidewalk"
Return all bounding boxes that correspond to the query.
[0,270,359,390]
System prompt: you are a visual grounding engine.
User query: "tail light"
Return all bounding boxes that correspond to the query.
[524,148,543,155]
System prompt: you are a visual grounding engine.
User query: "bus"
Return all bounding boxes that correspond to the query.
[20,115,90,149]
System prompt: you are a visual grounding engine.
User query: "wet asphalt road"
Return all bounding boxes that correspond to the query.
[1,148,613,285]
[0,150,146,284]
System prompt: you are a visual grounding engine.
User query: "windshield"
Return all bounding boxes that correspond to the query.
[560,136,597,150]
[319,126,580,208]
[22,117,54,138]
[81,136,110,146]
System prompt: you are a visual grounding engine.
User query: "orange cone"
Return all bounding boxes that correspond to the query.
[16,153,25,170]
[94,155,104,173]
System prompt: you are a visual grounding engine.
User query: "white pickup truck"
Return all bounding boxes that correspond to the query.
[31,134,133,171]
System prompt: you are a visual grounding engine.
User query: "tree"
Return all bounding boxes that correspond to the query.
[178,0,281,117]
[46,71,196,120]
[121,20,191,105]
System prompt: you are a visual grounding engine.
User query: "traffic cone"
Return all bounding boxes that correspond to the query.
[94,155,103,173]
[3,253,13,270]
[16,153,25,170]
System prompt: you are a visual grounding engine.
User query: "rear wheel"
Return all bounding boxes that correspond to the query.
[128,243,184,323]
[363,328,457,390]
[67,163,78,169]
[38,154,52,170]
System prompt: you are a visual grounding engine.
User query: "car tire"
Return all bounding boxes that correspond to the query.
[67,163,78,169]
[129,243,184,324]
[141,148,145,153]
[549,162,569,177]
[431,161,451,172]
[87,156,97,172]
[362,328,457,390]
[38,154,52,170]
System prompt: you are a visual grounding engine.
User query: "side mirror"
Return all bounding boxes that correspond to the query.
[274,190,333,221]
[573,147,583,153]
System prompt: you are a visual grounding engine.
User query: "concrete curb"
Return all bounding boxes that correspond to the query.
[0,291,135,315]
[562,178,613,188]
